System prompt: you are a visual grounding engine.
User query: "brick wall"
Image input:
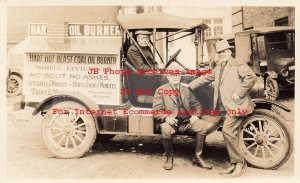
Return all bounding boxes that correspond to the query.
[243,7,295,29]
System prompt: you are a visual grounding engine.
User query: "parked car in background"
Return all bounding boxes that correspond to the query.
[205,26,295,100]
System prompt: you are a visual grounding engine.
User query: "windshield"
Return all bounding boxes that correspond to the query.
[167,32,201,69]
[126,29,203,70]
[266,32,295,53]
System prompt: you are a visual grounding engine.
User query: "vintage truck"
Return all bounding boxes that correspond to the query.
[11,12,292,169]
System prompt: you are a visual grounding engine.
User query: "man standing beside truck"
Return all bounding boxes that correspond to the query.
[187,40,257,177]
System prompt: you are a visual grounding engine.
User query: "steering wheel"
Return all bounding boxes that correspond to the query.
[164,49,181,69]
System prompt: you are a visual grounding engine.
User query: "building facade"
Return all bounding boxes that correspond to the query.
[7,6,120,50]
[232,7,295,32]
[7,6,232,69]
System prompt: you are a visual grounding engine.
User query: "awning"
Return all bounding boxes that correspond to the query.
[11,37,122,54]
[236,26,294,36]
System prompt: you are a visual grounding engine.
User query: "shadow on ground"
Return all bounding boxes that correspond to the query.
[90,135,230,168]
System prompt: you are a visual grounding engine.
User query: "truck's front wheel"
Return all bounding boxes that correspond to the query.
[42,101,97,158]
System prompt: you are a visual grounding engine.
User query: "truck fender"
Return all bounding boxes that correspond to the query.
[32,92,101,133]
[264,71,277,79]
[252,98,291,112]
[9,69,23,79]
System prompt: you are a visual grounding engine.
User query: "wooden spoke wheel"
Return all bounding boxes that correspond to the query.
[239,109,292,169]
[42,101,97,158]
[7,74,23,97]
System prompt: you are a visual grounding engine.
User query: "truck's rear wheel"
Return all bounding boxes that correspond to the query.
[7,74,23,97]
[42,101,97,158]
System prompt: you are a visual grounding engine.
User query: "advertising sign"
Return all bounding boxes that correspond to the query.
[68,24,121,36]
[29,23,47,36]
[23,52,120,105]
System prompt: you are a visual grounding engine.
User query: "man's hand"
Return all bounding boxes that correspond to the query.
[165,117,178,126]
[189,115,199,124]
[232,93,240,100]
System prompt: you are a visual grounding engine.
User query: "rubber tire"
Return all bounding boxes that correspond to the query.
[7,74,23,97]
[239,109,293,169]
[265,76,279,100]
[97,134,116,141]
[42,101,97,159]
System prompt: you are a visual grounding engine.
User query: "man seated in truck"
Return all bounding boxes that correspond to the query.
[127,30,159,70]
[152,65,213,170]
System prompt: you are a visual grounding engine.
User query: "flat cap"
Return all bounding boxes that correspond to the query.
[134,30,152,35]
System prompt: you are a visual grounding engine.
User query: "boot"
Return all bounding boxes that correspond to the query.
[192,133,213,169]
[231,161,247,177]
[219,164,235,175]
[163,155,174,170]
[162,138,174,170]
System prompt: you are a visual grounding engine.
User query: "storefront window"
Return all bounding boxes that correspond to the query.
[213,18,222,24]
[214,26,223,36]
[204,27,212,38]
[202,19,211,24]
[201,18,223,39]
[275,17,289,26]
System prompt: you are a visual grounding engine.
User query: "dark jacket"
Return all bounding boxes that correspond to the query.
[127,45,158,70]
[152,82,202,122]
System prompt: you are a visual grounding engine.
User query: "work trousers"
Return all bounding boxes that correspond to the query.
[160,119,208,139]
[222,114,244,164]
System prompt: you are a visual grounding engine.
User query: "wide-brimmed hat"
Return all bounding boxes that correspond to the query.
[216,39,234,53]
[134,30,152,35]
